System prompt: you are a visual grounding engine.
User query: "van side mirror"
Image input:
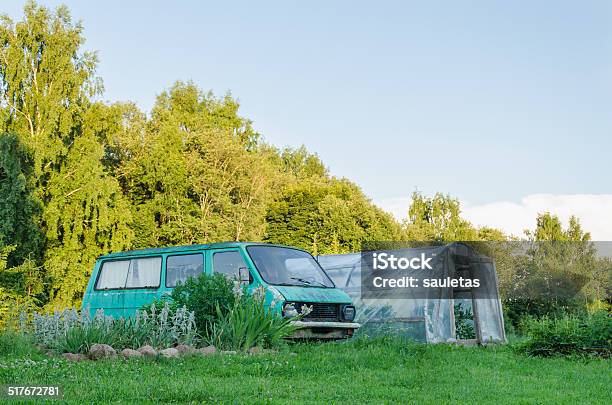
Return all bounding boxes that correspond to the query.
[238,267,251,284]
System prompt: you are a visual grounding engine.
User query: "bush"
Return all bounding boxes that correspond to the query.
[171,273,236,333]
[207,290,297,351]
[503,298,588,332]
[517,310,611,358]
[132,302,198,349]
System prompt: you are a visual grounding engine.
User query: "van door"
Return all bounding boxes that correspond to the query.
[164,252,206,289]
[122,256,163,317]
[210,248,250,281]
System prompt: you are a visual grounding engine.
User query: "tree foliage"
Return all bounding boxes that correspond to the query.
[403,192,481,241]
[502,213,605,327]
[117,82,279,247]
[0,134,44,322]
[0,1,100,181]
[0,134,43,265]
[0,2,131,309]
[265,178,402,255]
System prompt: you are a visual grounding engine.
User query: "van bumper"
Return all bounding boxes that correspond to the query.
[289,321,361,339]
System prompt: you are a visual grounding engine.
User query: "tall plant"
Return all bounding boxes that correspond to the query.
[207,287,300,351]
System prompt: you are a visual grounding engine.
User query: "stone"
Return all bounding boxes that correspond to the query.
[198,345,217,355]
[121,348,143,359]
[175,344,194,355]
[221,350,237,355]
[137,345,157,357]
[159,348,180,358]
[62,353,87,362]
[247,346,263,355]
[88,344,117,360]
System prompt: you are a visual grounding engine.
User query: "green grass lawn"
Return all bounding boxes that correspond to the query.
[0,338,610,404]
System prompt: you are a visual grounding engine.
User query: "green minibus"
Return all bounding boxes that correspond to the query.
[81,242,360,339]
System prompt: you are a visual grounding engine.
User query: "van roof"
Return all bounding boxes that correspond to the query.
[97,242,300,259]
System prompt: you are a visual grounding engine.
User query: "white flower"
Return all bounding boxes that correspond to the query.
[300,304,313,316]
[252,286,266,303]
[232,280,244,298]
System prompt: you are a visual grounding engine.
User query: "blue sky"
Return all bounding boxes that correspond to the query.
[5,1,612,237]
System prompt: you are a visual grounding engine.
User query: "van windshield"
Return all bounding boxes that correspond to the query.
[246,246,334,288]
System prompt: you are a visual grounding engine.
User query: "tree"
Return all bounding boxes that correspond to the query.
[403,192,479,241]
[0,134,44,321]
[150,81,260,149]
[527,212,591,242]
[265,178,402,255]
[0,2,133,308]
[119,82,279,247]
[0,134,43,265]
[0,245,41,324]
[278,146,327,179]
[42,119,133,307]
[0,2,101,183]
[504,213,598,326]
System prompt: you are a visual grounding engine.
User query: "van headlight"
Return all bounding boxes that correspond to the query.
[342,305,356,321]
[283,303,298,318]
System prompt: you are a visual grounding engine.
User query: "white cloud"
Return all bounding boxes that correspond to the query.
[375,194,612,240]
[375,196,412,223]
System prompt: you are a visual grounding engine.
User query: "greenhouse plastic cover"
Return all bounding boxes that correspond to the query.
[317,243,506,344]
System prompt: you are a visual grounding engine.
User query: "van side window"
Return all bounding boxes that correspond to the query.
[166,254,204,287]
[96,260,130,289]
[213,251,247,279]
[125,257,162,288]
[96,257,161,290]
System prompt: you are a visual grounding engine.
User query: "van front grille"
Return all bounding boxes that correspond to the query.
[295,302,340,321]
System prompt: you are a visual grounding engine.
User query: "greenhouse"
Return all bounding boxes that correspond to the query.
[318,242,506,344]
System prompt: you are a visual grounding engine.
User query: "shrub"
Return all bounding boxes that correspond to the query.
[517,310,611,357]
[133,302,198,349]
[31,308,85,346]
[207,289,297,351]
[171,273,236,333]
[503,297,587,332]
